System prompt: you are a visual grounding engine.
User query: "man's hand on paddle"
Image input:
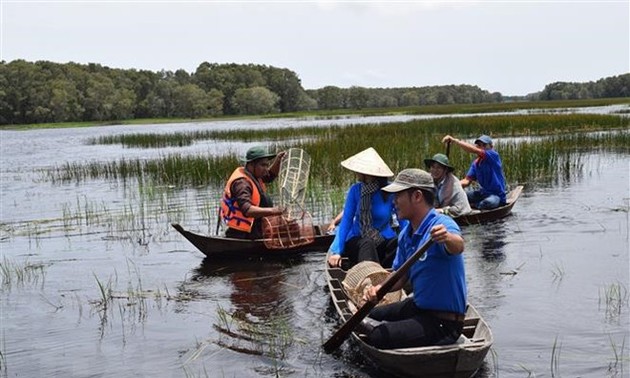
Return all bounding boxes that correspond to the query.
[363,283,382,304]
[328,254,342,268]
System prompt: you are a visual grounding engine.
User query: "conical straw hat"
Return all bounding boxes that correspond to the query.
[340,147,394,177]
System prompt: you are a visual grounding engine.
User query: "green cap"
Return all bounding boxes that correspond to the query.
[241,146,277,164]
[424,153,453,171]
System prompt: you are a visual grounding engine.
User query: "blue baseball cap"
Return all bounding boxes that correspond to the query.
[474,135,493,145]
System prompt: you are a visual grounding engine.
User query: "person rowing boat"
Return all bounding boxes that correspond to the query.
[359,168,467,349]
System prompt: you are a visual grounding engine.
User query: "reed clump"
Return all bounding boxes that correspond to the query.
[46,114,629,191]
[87,133,195,148]
[0,257,46,290]
[212,306,295,375]
[599,281,629,320]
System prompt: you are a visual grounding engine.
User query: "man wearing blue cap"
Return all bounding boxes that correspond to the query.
[441,134,506,209]
[360,168,466,349]
[220,146,286,239]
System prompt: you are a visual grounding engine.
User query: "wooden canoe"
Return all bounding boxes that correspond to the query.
[325,262,493,378]
[171,223,334,259]
[453,185,524,226]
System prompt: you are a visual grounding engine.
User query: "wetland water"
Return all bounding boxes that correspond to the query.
[1,113,628,377]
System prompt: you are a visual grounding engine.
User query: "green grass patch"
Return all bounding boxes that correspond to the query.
[44,114,629,190]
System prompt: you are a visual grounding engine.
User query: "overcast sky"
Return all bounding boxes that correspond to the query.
[1,1,628,96]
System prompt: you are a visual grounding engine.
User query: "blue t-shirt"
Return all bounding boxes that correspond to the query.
[466,149,507,203]
[393,209,467,314]
[329,182,400,255]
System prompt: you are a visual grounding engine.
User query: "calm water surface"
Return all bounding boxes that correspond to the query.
[1,113,628,377]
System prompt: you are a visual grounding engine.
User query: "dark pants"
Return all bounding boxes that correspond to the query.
[225,222,263,240]
[366,297,463,349]
[466,190,504,210]
[344,236,398,269]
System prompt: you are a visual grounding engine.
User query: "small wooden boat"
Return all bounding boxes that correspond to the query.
[171,223,334,259]
[326,262,493,378]
[453,185,524,226]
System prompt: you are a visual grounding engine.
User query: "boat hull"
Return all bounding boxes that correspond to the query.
[453,185,524,226]
[172,223,334,259]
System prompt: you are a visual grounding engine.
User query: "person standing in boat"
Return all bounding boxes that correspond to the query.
[441,134,506,210]
[361,168,466,349]
[424,153,472,217]
[220,146,286,240]
[327,147,402,269]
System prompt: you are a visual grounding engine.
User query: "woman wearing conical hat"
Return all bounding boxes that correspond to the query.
[424,153,472,217]
[327,147,403,269]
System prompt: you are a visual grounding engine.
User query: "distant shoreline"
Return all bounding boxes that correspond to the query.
[3,98,628,131]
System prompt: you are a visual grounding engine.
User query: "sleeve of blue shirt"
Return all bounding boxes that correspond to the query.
[466,160,477,180]
[328,184,360,255]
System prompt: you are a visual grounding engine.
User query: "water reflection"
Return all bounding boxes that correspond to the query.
[192,257,296,320]
[465,219,509,262]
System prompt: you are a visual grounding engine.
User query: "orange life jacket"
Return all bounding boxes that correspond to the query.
[220,167,267,233]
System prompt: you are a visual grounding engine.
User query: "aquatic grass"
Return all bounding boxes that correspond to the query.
[551,336,562,377]
[47,153,239,187]
[152,285,174,312]
[47,115,630,233]
[518,363,535,377]
[489,347,499,377]
[20,125,630,243]
[123,259,148,320]
[44,114,629,194]
[87,128,306,148]
[599,281,629,319]
[58,188,185,248]
[608,334,626,375]
[87,132,195,148]
[0,335,6,378]
[550,261,565,283]
[263,316,294,361]
[213,306,295,373]
[91,267,186,341]
[216,304,234,333]
[0,257,46,290]
[40,293,64,312]
[182,362,212,378]
[182,337,212,365]
[93,273,113,310]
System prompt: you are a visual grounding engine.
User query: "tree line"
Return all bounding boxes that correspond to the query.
[537,74,630,100]
[0,59,627,125]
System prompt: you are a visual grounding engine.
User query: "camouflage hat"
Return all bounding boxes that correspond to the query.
[241,146,276,164]
[424,153,454,171]
[381,168,435,193]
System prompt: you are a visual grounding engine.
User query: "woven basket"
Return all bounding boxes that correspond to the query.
[342,261,403,308]
[262,212,314,249]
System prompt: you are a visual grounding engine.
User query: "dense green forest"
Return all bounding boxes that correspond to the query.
[0,59,628,125]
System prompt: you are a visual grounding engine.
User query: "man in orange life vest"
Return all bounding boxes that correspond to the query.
[220,146,286,239]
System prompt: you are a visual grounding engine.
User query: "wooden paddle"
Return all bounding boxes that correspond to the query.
[446,140,451,157]
[322,238,434,353]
